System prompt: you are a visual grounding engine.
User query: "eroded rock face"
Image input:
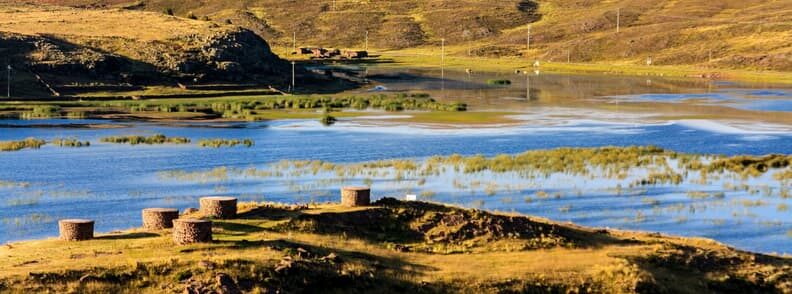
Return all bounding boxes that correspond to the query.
[144,28,288,81]
[0,28,289,85]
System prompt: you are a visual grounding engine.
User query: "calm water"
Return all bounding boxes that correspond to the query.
[1,70,791,254]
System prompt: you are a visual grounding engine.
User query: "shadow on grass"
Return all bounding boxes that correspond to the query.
[623,243,792,293]
[272,198,635,249]
[237,206,302,220]
[95,232,159,240]
[213,221,267,236]
[184,238,436,273]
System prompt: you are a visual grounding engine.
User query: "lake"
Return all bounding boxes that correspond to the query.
[1,68,790,254]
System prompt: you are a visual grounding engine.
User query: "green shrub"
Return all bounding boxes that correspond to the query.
[486,79,512,85]
[320,114,337,126]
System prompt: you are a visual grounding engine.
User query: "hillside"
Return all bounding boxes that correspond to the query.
[26,0,792,71]
[1,199,791,293]
[0,3,291,97]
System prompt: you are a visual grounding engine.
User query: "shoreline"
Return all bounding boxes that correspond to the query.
[0,199,771,255]
[374,50,792,85]
[2,198,790,292]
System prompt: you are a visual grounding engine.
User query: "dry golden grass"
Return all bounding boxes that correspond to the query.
[1,200,790,293]
[28,0,791,71]
[0,4,228,41]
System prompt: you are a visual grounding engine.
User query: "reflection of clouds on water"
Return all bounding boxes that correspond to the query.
[271,119,649,136]
[606,89,792,112]
[271,107,791,138]
[674,119,791,135]
[740,135,778,142]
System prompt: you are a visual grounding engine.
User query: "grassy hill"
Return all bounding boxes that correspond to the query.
[1,199,791,293]
[0,3,292,97]
[30,0,792,71]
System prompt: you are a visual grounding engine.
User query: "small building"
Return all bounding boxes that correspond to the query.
[343,50,369,59]
[311,48,328,58]
[299,47,314,54]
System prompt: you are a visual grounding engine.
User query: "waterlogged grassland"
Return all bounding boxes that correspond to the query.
[0,93,467,123]
[155,146,792,252]
[379,50,792,84]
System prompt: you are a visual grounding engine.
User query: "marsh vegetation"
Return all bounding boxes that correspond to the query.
[197,139,254,148]
[0,138,46,152]
[154,146,792,252]
[100,134,191,145]
[0,93,467,122]
[51,138,90,148]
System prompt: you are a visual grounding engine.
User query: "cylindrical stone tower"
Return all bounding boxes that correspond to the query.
[341,186,371,207]
[199,197,237,219]
[59,219,94,241]
[173,219,212,245]
[142,208,180,230]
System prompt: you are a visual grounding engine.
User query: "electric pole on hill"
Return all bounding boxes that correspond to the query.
[440,38,445,80]
[6,64,10,99]
[441,38,446,98]
[526,24,531,51]
[616,8,620,33]
[291,61,295,93]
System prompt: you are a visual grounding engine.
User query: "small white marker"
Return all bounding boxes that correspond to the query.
[405,194,417,201]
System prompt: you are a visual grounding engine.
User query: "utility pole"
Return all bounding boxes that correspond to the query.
[616,8,620,33]
[365,30,369,51]
[6,64,10,99]
[526,24,531,51]
[567,50,571,63]
[441,38,446,98]
[291,61,296,93]
[440,38,445,80]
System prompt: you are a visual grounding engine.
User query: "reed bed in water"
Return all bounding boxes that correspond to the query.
[151,146,792,235]
[100,134,190,145]
[197,138,254,148]
[0,138,46,151]
[158,146,791,187]
[52,137,90,147]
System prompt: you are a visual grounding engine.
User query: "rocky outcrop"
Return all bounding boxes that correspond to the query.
[139,28,288,82]
[0,27,289,86]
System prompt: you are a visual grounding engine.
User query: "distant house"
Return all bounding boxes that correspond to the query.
[343,50,368,59]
